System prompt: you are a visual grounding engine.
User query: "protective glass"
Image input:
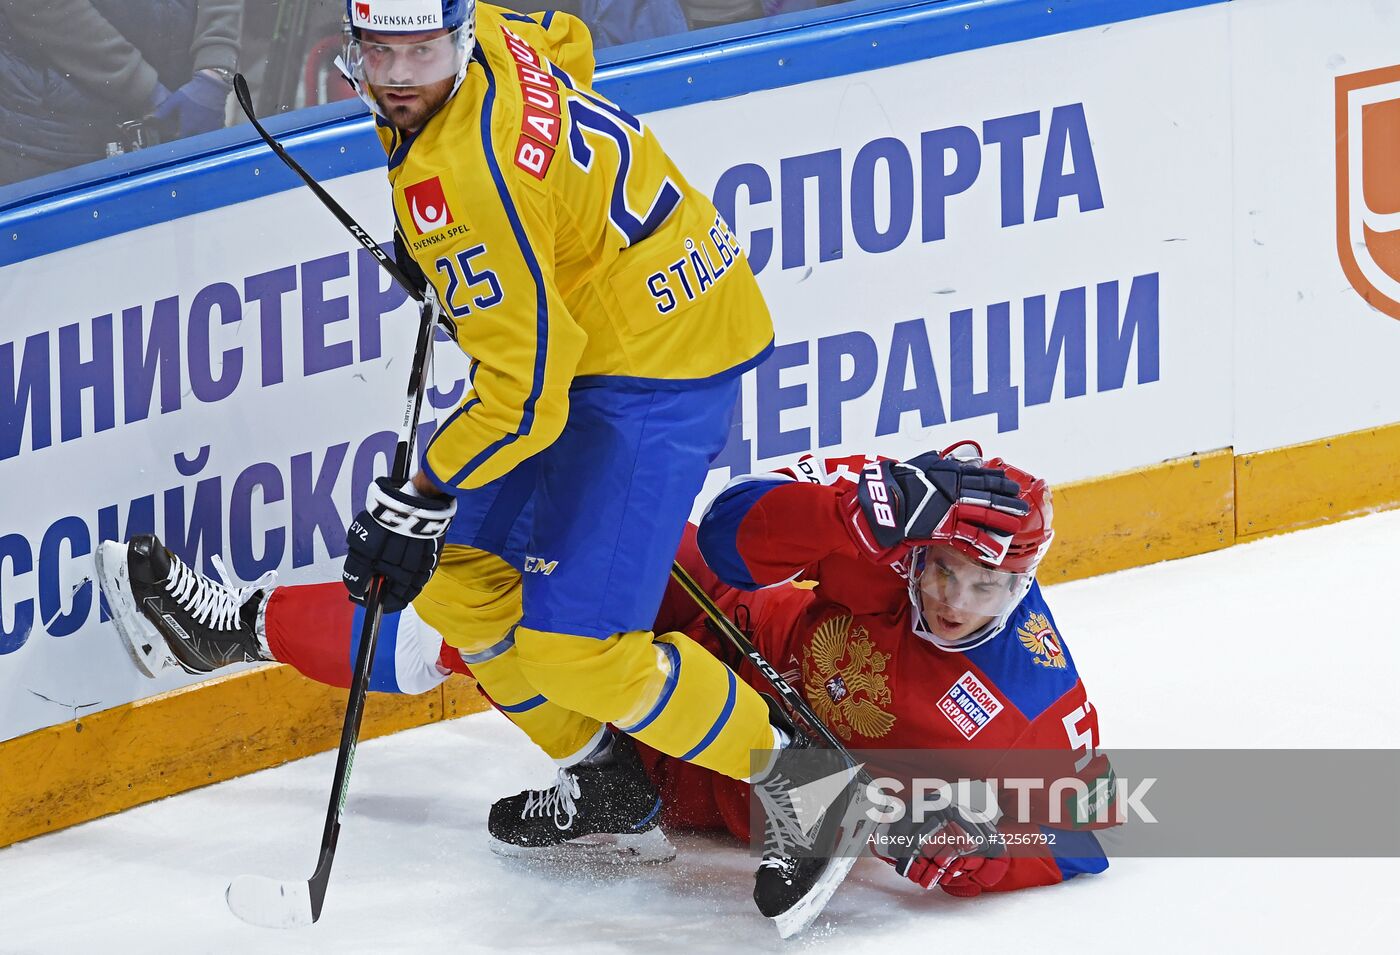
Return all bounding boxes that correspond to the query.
[345,25,470,89]
[917,544,1032,619]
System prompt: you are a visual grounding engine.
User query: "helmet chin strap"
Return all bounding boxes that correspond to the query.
[910,604,1012,653]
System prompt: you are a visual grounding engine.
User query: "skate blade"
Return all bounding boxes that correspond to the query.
[94,542,180,679]
[487,826,677,866]
[771,803,883,939]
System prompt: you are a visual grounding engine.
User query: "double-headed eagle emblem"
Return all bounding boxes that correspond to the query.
[802,615,896,741]
[1017,612,1067,669]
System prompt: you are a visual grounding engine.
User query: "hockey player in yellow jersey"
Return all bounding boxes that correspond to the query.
[336,0,854,929]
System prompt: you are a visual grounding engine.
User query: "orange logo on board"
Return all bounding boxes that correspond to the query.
[1337,64,1400,321]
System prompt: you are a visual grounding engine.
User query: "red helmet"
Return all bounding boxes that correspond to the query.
[904,443,1055,651]
[940,442,1054,575]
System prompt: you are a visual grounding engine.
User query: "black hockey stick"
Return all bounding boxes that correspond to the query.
[668,561,863,767]
[225,74,440,928]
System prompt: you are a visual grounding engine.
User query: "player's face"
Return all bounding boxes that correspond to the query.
[359,28,460,132]
[917,546,1005,642]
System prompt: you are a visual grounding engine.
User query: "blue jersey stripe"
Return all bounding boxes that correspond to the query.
[696,478,790,590]
[618,641,683,734]
[498,693,548,713]
[387,127,419,171]
[1041,826,1109,880]
[681,665,738,761]
[422,396,481,488]
[428,337,772,484]
[549,63,639,130]
[444,50,552,488]
[571,340,775,391]
[459,626,517,665]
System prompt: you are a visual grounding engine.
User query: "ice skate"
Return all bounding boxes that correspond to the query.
[750,699,880,938]
[488,734,675,865]
[95,534,274,677]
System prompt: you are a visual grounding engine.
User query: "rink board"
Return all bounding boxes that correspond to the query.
[5,0,1400,844]
[9,424,1400,848]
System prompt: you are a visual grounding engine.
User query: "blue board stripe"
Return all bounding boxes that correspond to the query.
[597,0,1222,115]
[0,0,1226,269]
[0,100,378,267]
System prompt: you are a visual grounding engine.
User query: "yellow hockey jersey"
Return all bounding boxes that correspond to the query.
[375,6,774,491]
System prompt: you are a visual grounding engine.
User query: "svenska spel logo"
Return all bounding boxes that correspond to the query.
[1337,64,1400,322]
[404,177,454,235]
[352,0,443,29]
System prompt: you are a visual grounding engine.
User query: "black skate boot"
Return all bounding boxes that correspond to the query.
[95,535,274,678]
[751,697,880,938]
[487,733,675,865]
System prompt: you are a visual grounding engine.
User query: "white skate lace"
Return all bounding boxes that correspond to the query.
[756,773,815,870]
[164,552,277,632]
[522,769,581,831]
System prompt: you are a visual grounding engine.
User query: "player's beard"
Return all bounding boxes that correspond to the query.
[375,76,457,134]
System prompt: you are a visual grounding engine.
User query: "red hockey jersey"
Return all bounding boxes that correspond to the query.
[659,453,1113,891]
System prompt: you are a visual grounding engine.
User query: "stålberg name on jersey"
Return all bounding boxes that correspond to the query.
[351,0,444,30]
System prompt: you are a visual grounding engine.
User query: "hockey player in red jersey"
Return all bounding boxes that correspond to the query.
[96,443,1109,898]
[667,442,1112,893]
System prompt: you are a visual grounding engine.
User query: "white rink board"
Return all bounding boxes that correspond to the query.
[1229,0,1400,453]
[0,175,472,742]
[4,0,1400,743]
[653,2,1233,493]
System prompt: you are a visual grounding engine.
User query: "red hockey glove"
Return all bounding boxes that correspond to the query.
[874,812,1010,897]
[873,782,1009,897]
[838,452,1028,562]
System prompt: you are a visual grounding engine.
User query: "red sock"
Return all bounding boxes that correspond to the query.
[264,583,358,689]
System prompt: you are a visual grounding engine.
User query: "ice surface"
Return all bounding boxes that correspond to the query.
[3,512,1399,953]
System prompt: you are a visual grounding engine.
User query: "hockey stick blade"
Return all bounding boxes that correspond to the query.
[226,874,314,929]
